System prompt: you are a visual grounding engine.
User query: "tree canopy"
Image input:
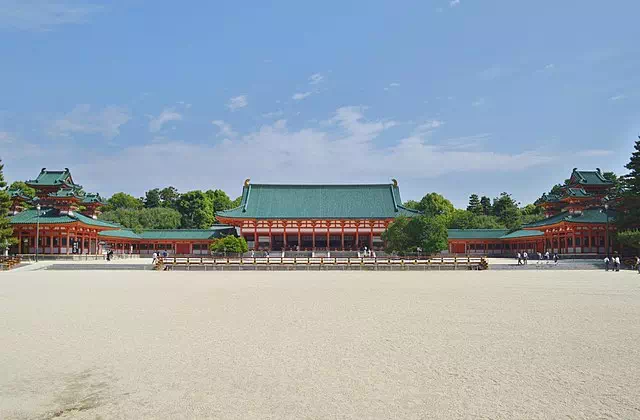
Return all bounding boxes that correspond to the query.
[0,160,17,251]
[382,215,448,255]
[210,235,248,254]
[416,193,455,218]
[467,194,482,215]
[176,190,214,229]
[101,207,182,232]
[144,188,162,208]
[105,192,143,212]
[9,181,36,199]
[617,137,640,231]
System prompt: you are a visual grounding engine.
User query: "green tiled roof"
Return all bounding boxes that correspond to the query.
[447,229,509,239]
[82,193,105,204]
[500,230,544,239]
[99,229,141,239]
[9,208,120,228]
[523,209,614,228]
[8,188,32,201]
[98,226,236,240]
[570,169,614,186]
[48,189,83,199]
[26,168,77,187]
[564,188,591,198]
[217,183,422,220]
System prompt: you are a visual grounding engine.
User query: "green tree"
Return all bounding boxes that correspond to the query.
[382,215,448,255]
[176,190,214,229]
[205,189,233,212]
[231,196,242,208]
[210,235,248,254]
[0,160,18,252]
[467,194,482,215]
[100,209,144,232]
[105,192,143,211]
[417,193,455,218]
[8,181,36,199]
[492,192,521,229]
[447,210,505,229]
[480,196,492,215]
[138,207,182,229]
[144,188,161,208]
[618,137,640,230]
[617,230,640,251]
[402,200,420,211]
[159,186,180,208]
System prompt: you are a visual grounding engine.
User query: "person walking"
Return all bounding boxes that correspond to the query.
[553,253,559,264]
[516,252,522,265]
[544,251,550,261]
[523,251,528,265]
[152,251,158,264]
[636,256,640,274]
[613,255,620,272]
[604,256,610,272]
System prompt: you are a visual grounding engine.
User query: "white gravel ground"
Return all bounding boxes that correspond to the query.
[1,270,639,419]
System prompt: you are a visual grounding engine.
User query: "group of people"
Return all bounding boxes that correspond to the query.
[604,255,640,273]
[152,251,168,264]
[516,251,559,265]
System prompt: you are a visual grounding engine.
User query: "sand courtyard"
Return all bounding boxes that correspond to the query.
[1,270,639,419]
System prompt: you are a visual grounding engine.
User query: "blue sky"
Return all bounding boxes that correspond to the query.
[1,0,639,207]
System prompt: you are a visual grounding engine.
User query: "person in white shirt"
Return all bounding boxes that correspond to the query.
[523,251,528,265]
[604,256,610,272]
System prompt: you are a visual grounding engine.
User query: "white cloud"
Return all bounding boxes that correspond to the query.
[309,73,324,85]
[292,92,313,101]
[0,131,45,160]
[544,63,555,70]
[212,120,237,138]
[578,149,614,157]
[70,106,552,197]
[262,110,285,119]
[227,95,248,111]
[384,82,401,91]
[472,98,486,107]
[609,94,625,101]
[450,0,460,6]
[50,104,131,139]
[0,0,103,31]
[149,107,183,133]
[414,120,444,135]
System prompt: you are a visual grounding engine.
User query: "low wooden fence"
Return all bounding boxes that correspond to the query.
[0,256,22,271]
[155,255,488,271]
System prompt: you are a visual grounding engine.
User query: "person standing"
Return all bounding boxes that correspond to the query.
[604,256,610,272]
[613,255,620,272]
[523,251,528,265]
[636,256,640,274]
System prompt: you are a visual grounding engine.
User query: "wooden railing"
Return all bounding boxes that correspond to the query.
[154,255,488,271]
[0,256,22,271]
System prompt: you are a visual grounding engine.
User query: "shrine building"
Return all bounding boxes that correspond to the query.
[447,168,615,256]
[215,180,421,251]
[8,168,235,256]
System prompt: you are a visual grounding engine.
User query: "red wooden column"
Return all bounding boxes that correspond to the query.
[355,222,360,249]
[283,221,287,250]
[369,222,374,250]
[66,230,71,255]
[326,221,330,251]
[268,222,273,250]
[254,221,258,250]
[340,221,345,251]
[297,222,301,249]
[312,221,316,250]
